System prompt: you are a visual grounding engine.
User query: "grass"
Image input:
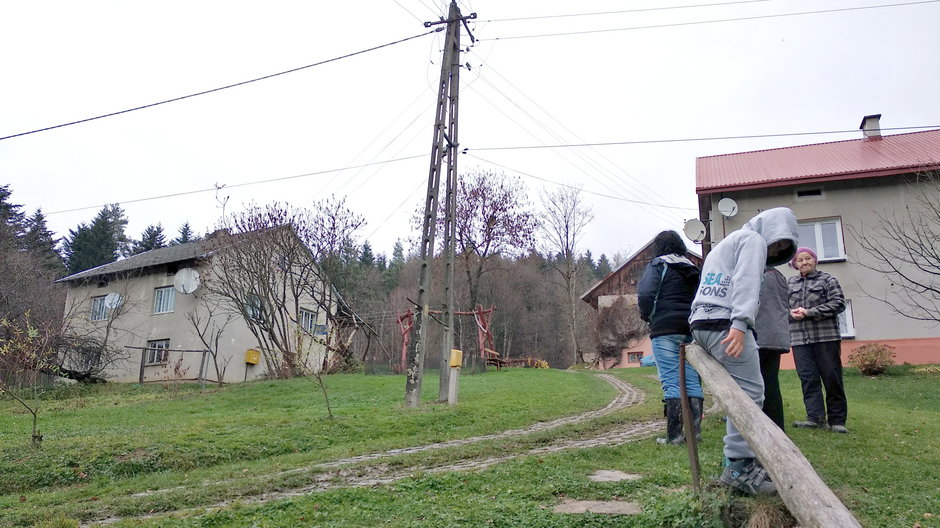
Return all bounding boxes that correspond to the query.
[1,364,938,527]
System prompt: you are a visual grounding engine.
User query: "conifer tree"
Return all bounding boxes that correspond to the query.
[132,224,167,254]
[22,210,65,275]
[63,204,130,274]
[172,222,199,245]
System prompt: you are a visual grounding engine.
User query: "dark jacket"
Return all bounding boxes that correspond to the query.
[788,270,846,345]
[638,254,701,338]
[755,267,790,352]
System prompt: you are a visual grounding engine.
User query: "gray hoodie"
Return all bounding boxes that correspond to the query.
[689,207,799,333]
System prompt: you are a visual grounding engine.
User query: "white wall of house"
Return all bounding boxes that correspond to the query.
[702,174,938,343]
[63,260,332,384]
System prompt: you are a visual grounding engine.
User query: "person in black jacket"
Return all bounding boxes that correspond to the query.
[637,230,703,444]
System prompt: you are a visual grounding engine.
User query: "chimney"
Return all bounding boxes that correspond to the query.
[860,114,882,139]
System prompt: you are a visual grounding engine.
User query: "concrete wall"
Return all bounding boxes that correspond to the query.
[703,174,940,366]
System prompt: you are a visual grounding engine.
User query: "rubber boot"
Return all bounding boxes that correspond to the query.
[689,397,704,442]
[656,398,685,444]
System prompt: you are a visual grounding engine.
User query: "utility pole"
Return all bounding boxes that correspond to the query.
[405,1,474,408]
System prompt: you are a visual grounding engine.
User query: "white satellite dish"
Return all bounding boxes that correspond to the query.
[718,197,739,217]
[103,292,122,309]
[683,218,707,243]
[173,268,201,294]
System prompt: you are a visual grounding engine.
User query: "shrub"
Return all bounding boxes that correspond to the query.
[848,343,896,375]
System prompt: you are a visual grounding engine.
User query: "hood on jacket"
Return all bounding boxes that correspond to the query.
[743,207,799,267]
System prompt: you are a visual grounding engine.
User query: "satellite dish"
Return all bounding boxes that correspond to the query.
[173,268,201,294]
[683,219,707,243]
[718,197,739,217]
[103,292,122,309]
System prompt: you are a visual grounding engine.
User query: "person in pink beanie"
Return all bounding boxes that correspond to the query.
[787,246,848,433]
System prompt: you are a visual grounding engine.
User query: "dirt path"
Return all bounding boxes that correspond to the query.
[87,373,676,526]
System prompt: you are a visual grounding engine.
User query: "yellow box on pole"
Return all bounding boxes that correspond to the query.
[449,349,463,368]
[245,348,261,365]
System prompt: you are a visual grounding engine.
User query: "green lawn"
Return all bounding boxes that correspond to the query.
[1,365,938,527]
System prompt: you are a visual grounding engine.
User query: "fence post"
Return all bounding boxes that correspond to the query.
[685,342,861,528]
[138,349,147,384]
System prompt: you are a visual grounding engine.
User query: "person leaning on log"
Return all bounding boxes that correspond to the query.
[688,207,798,496]
[637,230,704,445]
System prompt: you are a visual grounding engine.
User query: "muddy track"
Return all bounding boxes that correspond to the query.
[87,373,674,526]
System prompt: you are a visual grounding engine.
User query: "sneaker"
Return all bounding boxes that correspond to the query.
[719,458,777,496]
[830,425,849,434]
[793,420,826,429]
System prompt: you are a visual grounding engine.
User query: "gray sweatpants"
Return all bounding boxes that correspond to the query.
[691,328,765,460]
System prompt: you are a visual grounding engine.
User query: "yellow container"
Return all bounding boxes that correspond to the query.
[449,349,463,368]
[245,348,261,365]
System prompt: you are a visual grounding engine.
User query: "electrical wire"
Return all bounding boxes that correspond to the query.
[481,0,769,22]
[486,0,940,41]
[45,155,426,216]
[467,153,697,211]
[467,126,940,152]
[0,30,439,142]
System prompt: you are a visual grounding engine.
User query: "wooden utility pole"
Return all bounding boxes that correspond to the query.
[405,2,470,408]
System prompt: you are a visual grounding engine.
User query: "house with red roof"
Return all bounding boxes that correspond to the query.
[695,115,940,368]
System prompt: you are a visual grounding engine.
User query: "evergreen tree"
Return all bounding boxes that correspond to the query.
[172,222,199,245]
[358,240,375,269]
[0,184,26,250]
[132,224,167,254]
[579,249,596,276]
[595,253,613,279]
[384,239,405,291]
[63,204,130,274]
[375,253,387,272]
[22,209,65,275]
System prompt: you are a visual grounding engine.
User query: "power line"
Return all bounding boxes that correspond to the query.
[45,155,427,216]
[467,126,940,152]
[486,0,940,41]
[467,153,698,212]
[0,30,439,142]
[481,0,769,22]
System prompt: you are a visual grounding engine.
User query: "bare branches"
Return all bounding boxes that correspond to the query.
[849,171,940,322]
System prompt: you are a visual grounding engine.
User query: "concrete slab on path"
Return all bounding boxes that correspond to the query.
[553,499,642,515]
[588,470,643,482]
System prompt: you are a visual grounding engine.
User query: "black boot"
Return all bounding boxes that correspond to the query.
[656,398,685,444]
[689,397,704,442]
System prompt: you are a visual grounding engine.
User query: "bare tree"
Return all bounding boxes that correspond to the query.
[0,313,59,445]
[437,169,538,310]
[538,186,594,365]
[186,294,234,386]
[206,199,364,379]
[849,171,940,323]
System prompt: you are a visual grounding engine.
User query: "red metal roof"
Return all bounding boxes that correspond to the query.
[696,129,940,192]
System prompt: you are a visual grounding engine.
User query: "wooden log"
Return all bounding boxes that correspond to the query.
[685,342,861,528]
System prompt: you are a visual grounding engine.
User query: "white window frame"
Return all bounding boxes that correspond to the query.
[146,339,170,365]
[299,308,317,334]
[797,217,846,262]
[838,299,856,339]
[153,286,175,314]
[90,296,109,321]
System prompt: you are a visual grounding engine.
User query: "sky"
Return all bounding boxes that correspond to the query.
[3,0,940,263]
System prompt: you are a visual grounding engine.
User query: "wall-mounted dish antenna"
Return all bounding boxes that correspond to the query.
[103,292,122,309]
[683,218,707,243]
[718,197,739,217]
[173,268,201,294]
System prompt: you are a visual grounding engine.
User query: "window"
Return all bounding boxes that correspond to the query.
[146,339,169,365]
[838,299,856,339]
[627,352,643,363]
[245,295,264,321]
[797,218,845,261]
[90,296,109,321]
[299,308,317,334]
[153,286,175,314]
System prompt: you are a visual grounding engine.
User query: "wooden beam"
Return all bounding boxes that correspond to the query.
[685,342,861,528]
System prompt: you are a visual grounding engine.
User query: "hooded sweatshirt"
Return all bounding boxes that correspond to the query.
[689,207,799,333]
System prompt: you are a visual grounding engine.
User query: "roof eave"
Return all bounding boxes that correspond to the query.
[696,164,940,194]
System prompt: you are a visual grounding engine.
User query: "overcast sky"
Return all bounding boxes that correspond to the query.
[3,0,939,262]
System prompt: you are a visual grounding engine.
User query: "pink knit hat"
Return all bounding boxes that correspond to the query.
[790,246,818,269]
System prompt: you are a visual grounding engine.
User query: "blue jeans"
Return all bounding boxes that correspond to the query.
[652,334,703,399]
